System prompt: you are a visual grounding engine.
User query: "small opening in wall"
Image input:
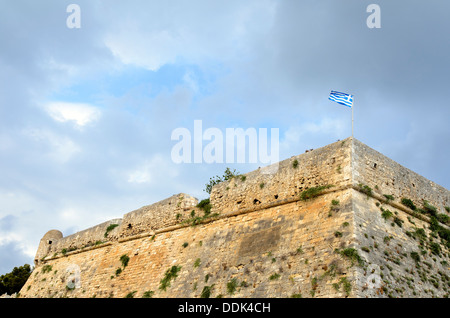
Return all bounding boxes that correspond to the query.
[412,183,415,187]
[373,163,377,169]
[127,224,132,229]
[237,201,242,204]
[274,195,279,199]
[253,199,261,204]
[48,240,52,245]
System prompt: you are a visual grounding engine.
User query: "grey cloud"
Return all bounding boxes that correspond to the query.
[0,242,33,275]
[203,1,450,188]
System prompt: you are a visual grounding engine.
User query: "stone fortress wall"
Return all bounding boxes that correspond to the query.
[350,139,450,297]
[352,139,449,213]
[20,137,450,298]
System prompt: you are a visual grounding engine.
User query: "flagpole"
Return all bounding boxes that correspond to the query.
[352,100,354,138]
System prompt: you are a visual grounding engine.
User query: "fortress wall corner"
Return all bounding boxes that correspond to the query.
[352,138,450,213]
[210,138,353,215]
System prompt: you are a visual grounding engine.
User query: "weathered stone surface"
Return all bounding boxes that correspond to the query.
[20,137,449,298]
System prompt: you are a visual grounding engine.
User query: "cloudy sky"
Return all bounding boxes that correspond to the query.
[1,0,449,275]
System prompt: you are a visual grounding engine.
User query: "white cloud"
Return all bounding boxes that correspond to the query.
[102,0,277,71]
[279,117,347,158]
[183,70,199,93]
[105,28,181,71]
[282,117,346,144]
[23,128,81,163]
[0,191,54,261]
[127,164,153,184]
[0,233,22,246]
[0,235,35,260]
[44,102,101,127]
[127,154,178,184]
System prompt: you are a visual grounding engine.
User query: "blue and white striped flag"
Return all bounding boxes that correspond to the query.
[329,90,353,108]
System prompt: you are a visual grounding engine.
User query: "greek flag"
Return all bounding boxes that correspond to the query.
[329,90,353,108]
